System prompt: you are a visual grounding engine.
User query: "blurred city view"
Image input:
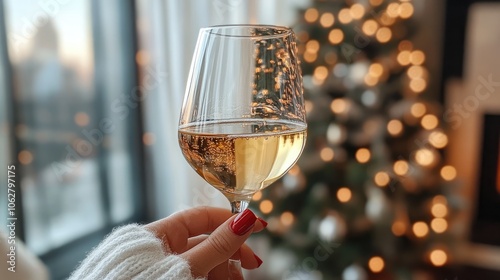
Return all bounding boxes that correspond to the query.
[6,0,107,255]
[1,2,140,276]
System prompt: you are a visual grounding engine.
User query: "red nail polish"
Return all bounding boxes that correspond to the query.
[254,254,263,267]
[230,209,256,235]
[257,217,268,228]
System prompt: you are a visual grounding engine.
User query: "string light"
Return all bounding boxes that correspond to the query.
[399,2,414,19]
[327,123,346,144]
[415,148,435,167]
[393,160,409,176]
[410,50,426,65]
[431,203,448,218]
[369,0,383,6]
[374,171,390,187]
[397,50,411,66]
[362,19,379,36]
[440,165,457,181]
[252,191,262,201]
[320,147,335,162]
[328,29,344,45]
[338,8,352,24]
[407,65,425,79]
[392,221,406,236]
[386,3,400,18]
[304,51,318,63]
[429,131,448,149]
[330,98,347,114]
[429,249,447,266]
[75,112,90,127]
[288,165,300,176]
[364,75,379,86]
[260,200,273,214]
[376,27,392,43]
[314,66,329,81]
[306,40,320,52]
[355,148,371,163]
[18,150,33,165]
[380,12,396,26]
[350,3,365,20]
[143,132,156,146]
[136,50,150,66]
[410,78,427,93]
[421,114,438,130]
[362,90,377,107]
[320,13,335,27]
[337,187,352,203]
[368,256,385,273]
[304,8,319,23]
[280,211,295,226]
[369,63,384,77]
[410,102,426,118]
[433,195,447,205]
[431,218,448,233]
[387,119,403,136]
[412,221,429,238]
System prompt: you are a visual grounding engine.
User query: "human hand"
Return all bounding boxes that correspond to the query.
[144,206,267,279]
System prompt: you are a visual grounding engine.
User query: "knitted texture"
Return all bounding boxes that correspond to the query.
[68,224,205,280]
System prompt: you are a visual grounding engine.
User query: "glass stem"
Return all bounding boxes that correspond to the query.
[228,200,250,279]
[230,200,250,214]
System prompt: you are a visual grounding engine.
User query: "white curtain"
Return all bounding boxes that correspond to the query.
[136,0,309,218]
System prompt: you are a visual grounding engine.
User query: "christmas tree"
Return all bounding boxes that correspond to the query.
[253,0,460,279]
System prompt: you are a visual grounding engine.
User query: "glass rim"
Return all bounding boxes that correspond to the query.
[200,24,293,39]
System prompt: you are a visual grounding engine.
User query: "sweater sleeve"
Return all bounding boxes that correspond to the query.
[68,224,205,280]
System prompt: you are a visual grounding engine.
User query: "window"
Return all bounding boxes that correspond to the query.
[1,0,147,278]
[0,0,12,229]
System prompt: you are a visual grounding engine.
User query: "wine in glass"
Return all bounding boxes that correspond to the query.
[178,24,306,277]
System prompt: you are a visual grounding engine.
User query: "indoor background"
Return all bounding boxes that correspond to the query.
[1,0,499,279]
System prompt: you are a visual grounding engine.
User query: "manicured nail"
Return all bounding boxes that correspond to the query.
[254,254,263,267]
[257,217,268,228]
[230,209,256,235]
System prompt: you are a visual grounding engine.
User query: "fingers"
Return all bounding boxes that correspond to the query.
[182,209,262,277]
[207,256,261,279]
[186,235,208,251]
[238,245,263,270]
[186,236,262,269]
[144,207,232,253]
[145,206,266,253]
[208,261,228,280]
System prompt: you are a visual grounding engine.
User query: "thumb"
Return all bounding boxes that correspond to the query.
[182,209,257,277]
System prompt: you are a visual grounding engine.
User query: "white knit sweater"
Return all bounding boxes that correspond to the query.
[69,224,205,280]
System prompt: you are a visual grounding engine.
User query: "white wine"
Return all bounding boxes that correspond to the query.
[178,120,306,200]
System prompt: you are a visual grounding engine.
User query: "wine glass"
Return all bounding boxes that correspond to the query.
[178,24,306,278]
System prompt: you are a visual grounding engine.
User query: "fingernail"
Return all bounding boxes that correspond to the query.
[257,217,268,228]
[254,254,263,267]
[230,209,256,235]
